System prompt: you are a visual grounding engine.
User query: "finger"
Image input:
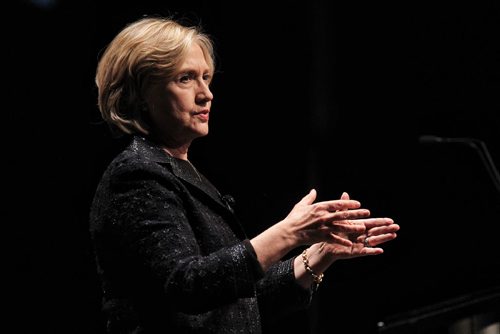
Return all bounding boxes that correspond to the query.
[361,233,398,246]
[330,221,366,234]
[366,223,400,236]
[318,199,361,212]
[329,233,353,247]
[354,234,386,252]
[335,193,349,214]
[361,217,395,229]
[337,246,384,258]
[378,232,398,244]
[331,208,371,220]
[361,247,384,255]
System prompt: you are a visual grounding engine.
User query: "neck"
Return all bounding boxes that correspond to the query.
[162,146,189,160]
[147,132,191,160]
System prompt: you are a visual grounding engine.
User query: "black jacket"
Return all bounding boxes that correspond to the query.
[90,136,312,333]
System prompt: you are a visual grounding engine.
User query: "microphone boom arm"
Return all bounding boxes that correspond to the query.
[419,135,500,195]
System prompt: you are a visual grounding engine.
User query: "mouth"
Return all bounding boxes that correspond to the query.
[193,109,209,121]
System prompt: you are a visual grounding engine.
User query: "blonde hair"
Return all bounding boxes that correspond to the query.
[95,17,215,136]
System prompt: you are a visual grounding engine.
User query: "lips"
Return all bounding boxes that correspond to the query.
[194,110,209,121]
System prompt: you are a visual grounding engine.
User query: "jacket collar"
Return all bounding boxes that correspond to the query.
[128,135,234,214]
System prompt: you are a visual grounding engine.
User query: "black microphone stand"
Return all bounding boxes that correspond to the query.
[419,135,500,195]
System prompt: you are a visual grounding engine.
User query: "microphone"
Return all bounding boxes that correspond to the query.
[418,134,446,143]
[221,194,236,212]
[418,134,500,195]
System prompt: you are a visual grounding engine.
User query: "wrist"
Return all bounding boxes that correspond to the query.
[250,222,296,271]
[301,247,324,291]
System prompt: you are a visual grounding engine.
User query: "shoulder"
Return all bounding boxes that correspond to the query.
[103,136,176,183]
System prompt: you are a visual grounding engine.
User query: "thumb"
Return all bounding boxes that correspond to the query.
[340,192,350,200]
[299,188,317,205]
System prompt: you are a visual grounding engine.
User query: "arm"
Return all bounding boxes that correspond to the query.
[101,164,264,314]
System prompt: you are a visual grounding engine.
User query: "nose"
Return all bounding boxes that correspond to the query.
[196,80,213,104]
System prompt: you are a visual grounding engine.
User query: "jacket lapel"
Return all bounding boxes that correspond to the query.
[130,136,236,216]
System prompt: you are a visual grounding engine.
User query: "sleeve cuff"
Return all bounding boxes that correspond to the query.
[242,239,265,278]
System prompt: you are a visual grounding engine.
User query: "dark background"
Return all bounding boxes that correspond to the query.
[9,0,500,333]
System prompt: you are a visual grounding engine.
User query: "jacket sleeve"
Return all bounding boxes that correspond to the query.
[255,257,313,318]
[99,161,265,314]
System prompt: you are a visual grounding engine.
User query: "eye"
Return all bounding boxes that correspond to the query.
[203,73,212,84]
[179,74,191,83]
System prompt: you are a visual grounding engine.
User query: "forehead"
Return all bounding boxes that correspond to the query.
[177,43,213,73]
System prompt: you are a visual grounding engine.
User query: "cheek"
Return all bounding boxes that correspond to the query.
[151,87,194,122]
[147,99,175,128]
[171,92,194,113]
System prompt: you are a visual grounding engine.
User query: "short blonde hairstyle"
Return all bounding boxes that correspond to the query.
[95,17,215,136]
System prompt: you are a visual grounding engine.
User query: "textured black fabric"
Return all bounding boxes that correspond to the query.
[89,135,312,333]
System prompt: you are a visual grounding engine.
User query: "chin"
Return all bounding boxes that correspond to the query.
[193,128,209,139]
[197,125,209,137]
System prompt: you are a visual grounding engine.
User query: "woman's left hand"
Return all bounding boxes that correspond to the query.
[320,192,399,260]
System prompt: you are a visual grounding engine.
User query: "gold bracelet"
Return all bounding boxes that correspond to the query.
[301,248,324,290]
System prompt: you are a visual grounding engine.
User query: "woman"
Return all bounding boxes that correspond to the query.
[90,16,399,333]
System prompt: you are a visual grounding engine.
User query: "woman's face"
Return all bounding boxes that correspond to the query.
[145,43,213,147]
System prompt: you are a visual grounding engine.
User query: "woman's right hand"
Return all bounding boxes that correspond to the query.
[281,189,369,247]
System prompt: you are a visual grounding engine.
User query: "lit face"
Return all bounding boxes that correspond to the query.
[145,43,213,148]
